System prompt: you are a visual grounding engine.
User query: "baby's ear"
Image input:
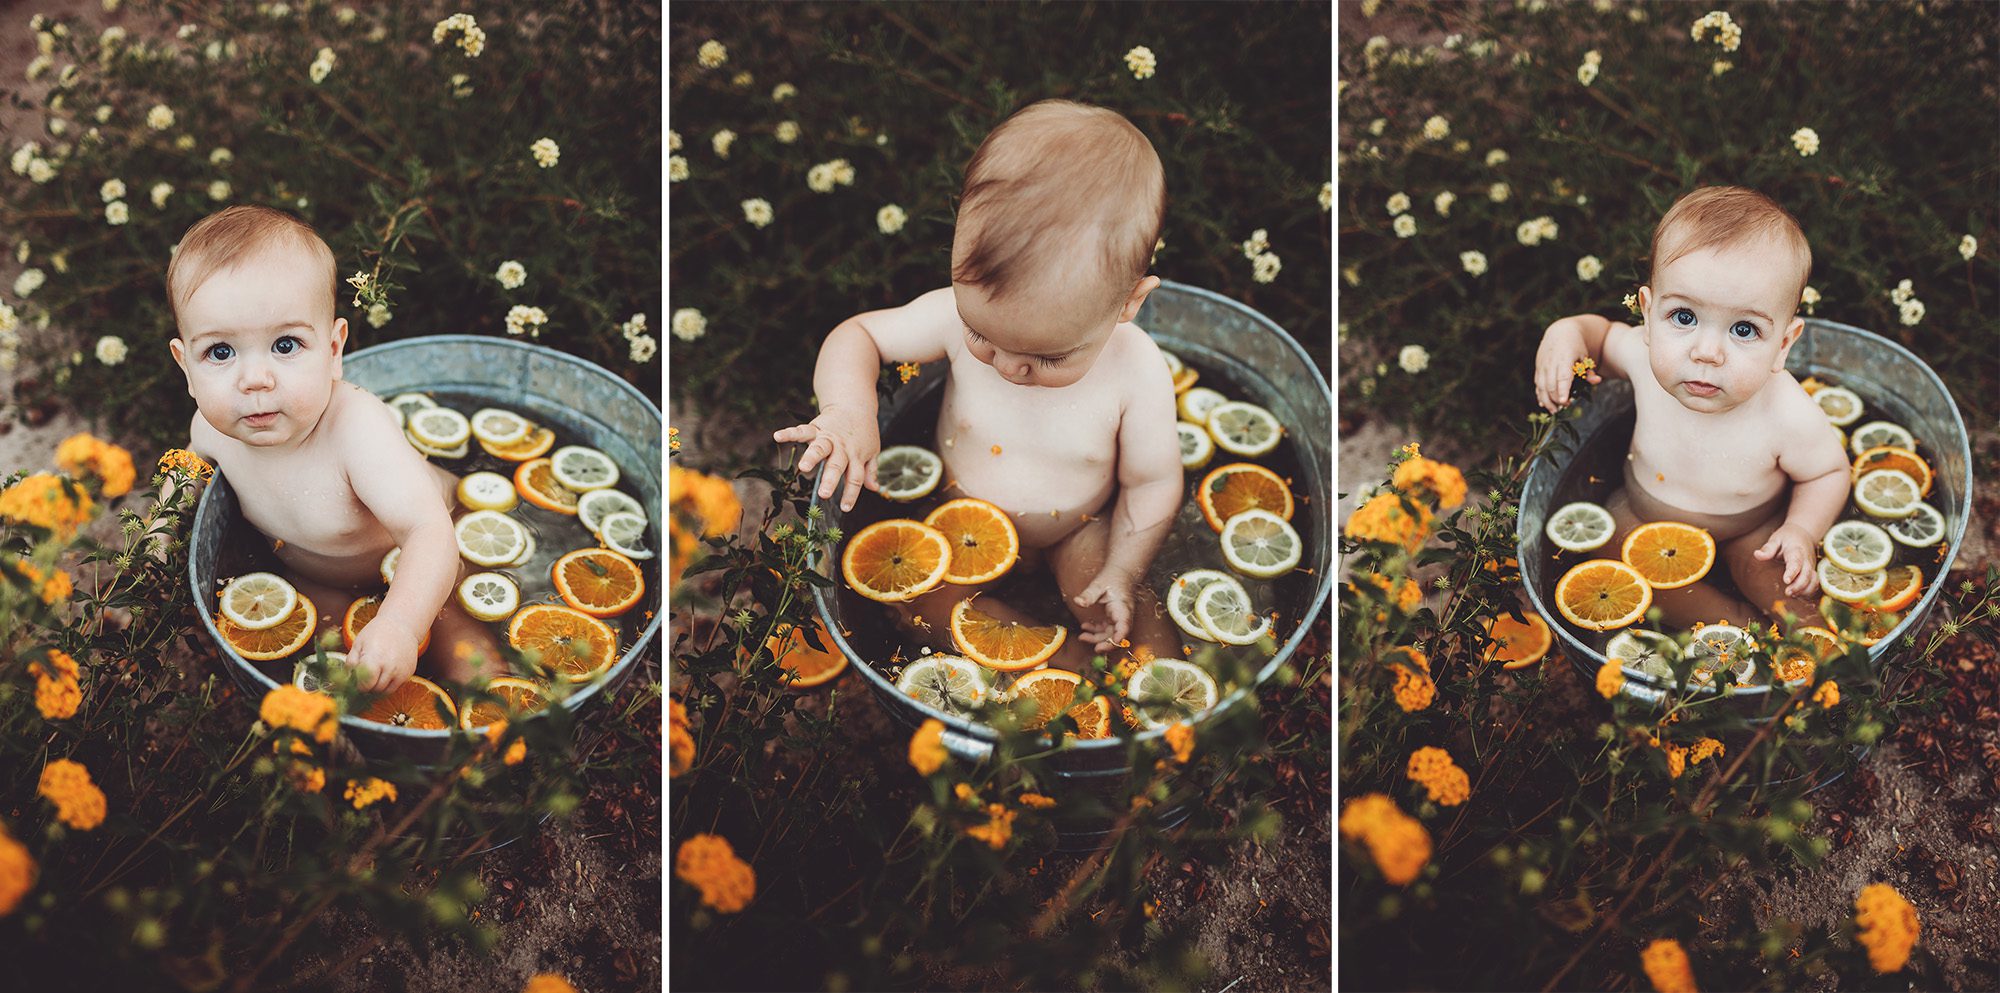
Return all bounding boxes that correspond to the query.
[1773,315,1805,372]
[1118,275,1162,324]
[329,317,348,379]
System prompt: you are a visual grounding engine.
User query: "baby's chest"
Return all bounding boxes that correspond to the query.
[1631,411,1782,487]
[940,379,1120,466]
[227,465,377,550]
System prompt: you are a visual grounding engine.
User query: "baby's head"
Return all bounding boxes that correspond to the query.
[1638,186,1812,412]
[950,100,1166,387]
[167,206,346,448]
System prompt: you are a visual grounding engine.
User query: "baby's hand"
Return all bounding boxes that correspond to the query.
[771,406,880,512]
[1753,523,1820,598]
[1534,324,1602,412]
[1074,567,1137,652]
[347,615,422,694]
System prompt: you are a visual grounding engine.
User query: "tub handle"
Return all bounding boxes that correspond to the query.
[939,726,994,763]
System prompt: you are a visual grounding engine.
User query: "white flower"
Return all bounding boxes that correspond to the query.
[1899,298,1926,326]
[1343,265,1360,287]
[1488,182,1510,202]
[210,147,233,165]
[1517,220,1543,246]
[1891,278,1915,305]
[14,268,47,297]
[0,301,16,334]
[146,104,175,130]
[150,182,172,208]
[775,120,800,144]
[1801,286,1820,313]
[309,47,335,84]
[432,14,486,57]
[1690,10,1742,52]
[1385,192,1411,216]
[620,313,647,340]
[877,204,907,235]
[809,158,855,194]
[712,129,736,159]
[49,252,66,274]
[105,200,128,225]
[1240,228,1270,259]
[629,334,657,363]
[504,305,548,338]
[1576,255,1604,281]
[666,157,688,184]
[27,158,55,184]
[1486,149,1509,167]
[1460,251,1488,276]
[1583,49,1602,66]
[494,260,527,289]
[93,104,111,124]
[732,71,753,88]
[10,141,37,176]
[207,180,231,201]
[1252,251,1282,284]
[1124,46,1157,80]
[531,137,560,168]
[450,73,472,98]
[672,308,707,342]
[1434,191,1456,216]
[1791,127,1819,156]
[1367,118,1386,137]
[12,242,25,264]
[771,82,797,102]
[1364,35,1390,68]
[1319,182,1333,212]
[1576,60,1599,86]
[100,177,126,202]
[667,129,681,152]
[741,198,774,228]
[48,120,67,138]
[697,40,727,69]
[204,40,224,61]
[25,55,52,82]
[175,134,197,151]
[366,302,391,328]
[94,335,127,365]
[1393,215,1417,238]
[1712,60,1733,77]
[1959,235,1977,261]
[334,9,353,26]
[1422,115,1449,141]
[832,160,855,185]
[1398,344,1431,374]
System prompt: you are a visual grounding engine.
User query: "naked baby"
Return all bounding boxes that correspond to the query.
[773,99,1184,669]
[168,206,499,692]
[1534,185,1852,630]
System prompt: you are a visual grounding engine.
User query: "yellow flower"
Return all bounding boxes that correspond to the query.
[668,701,695,777]
[909,718,947,775]
[259,684,339,744]
[1344,491,1432,553]
[1364,573,1422,615]
[1405,746,1471,806]
[1688,737,1725,766]
[158,448,215,481]
[965,802,1017,850]
[1663,744,1687,779]
[28,649,82,720]
[1640,938,1698,993]
[38,758,107,830]
[1596,660,1626,699]
[953,782,977,804]
[1814,680,1840,708]
[54,433,135,497]
[286,759,325,794]
[1165,722,1195,764]
[0,819,34,916]
[343,777,397,809]
[1854,882,1919,972]
[1338,793,1432,885]
[14,560,72,605]
[523,975,577,993]
[1018,792,1057,810]
[1398,442,1421,459]
[1572,357,1597,378]
[0,473,96,536]
[897,361,921,383]
[668,465,742,538]
[1388,647,1434,711]
[676,833,755,912]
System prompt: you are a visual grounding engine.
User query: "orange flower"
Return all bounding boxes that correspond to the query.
[669,465,742,538]
[1688,737,1725,766]
[1391,456,1467,510]
[1405,746,1471,806]
[38,758,107,830]
[1572,357,1597,379]
[1345,491,1432,553]
[343,777,397,809]
[54,434,136,498]
[1164,722,1195,764]
[1017,792,1057,810]
[1338,794,1431,885]
[156,447,214,481]
[1368,573,1423,614]
[1814,680,1840,708]
[1639,938,1697,993]
[0,819,35,916]
[668,701,695,777]
[523,976,577,993]
[0,473,95,536]
[1386,647,1434,711]
[964,802,1016,850]
[259,684,338,744]
[28,650,83,720]
[909,718,947,775]
[1596,660,1626,699]
[675,833,756,913]
[897,361,921,383]
[1854,882,1919,973]
[12,559,72,604]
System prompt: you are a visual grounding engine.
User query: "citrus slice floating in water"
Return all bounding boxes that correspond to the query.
[1196,462,1294,532]
[509,603,619,680]
[380,547,400,584]
[1854,469,1922,519]
[1066,696,1114,739]
[356,674,457,729]
[894,653,986,716]
[1687,623,1755,688]
[514,457,580,515]
[1819,596,1902,646]
[508,529,538,568]
[220,572,299,631]
[873,445,944,502]
[550,445,619,493]
[1177,421,1215,471]
[1177,386,1228,426]
[456,471,519,513]
[1166,569,1236,643]
[578,488,645,537]
[1192,579,1271,646]
[481,425,556,461]
[923,498,1020,585]
[1620,521,1716,590]
[840,519,951,603]
[551,547,645,618]
[1605,629,1679,682]
[1123,659,1221,729]
[1852,446,1932,496]
[408,435,469,460]
[596,511,654,560]
[1553,559,1652,631]
[1871,564,1924,612]
[407,407,471,449]
[1205,400,1282,457]
[293,651,346,693]
[1172,366,1200,395]
[1885,501,1944,548]
[1816,560,1886,604]
[1848,421,1915,457]
[220,596,318,661]
[1544,501,1615,553]
[1814,386,1864,427]
[455,510,530,567]
[1484,610,1552,669]
[342,595,431,653]
[457,571,521,623]
[1219,509,1302,579]
[766,619,849,689]
[1823,520,1894,573]
[1160,348,1184,381]
[469,407,531,447]
[458,675,548,730]
[386,392,436,420]
[949,599,1067,671]
[1006,667,1083,731]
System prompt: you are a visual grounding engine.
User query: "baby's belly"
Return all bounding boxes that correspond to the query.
[245,464,458,590]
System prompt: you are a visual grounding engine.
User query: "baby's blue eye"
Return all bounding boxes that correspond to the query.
[205,343,234,361]
[273,335,302,354]
[1729,321,1760,340]
[1668,308,1697,328]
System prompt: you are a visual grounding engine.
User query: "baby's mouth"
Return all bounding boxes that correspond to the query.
[1682,380,1722,398]
[243,411,280,426]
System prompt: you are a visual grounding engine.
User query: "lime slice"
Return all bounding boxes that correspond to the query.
[1123,659,1221,729]
[597,511,654,560]
[456,471,520,512]
[1854,469,1921,519]
[1177,421,1215,471]
[1177,387,1228,426]
[1814,386,1864,427]
[1605,629,1678,682]
[1193,579,1272,646]
[407,407,471,448]
[1206,401,1281,457]
[293,651,347,693]
[1885,502,1944,548]
[1687,623,1755,688]
[379,547,400,585]
[550,445,619,493]
[874,445,943,502]
[470,407,531,446]
[454,510,529,567]
[578,488,645,536]
[386,392,437,421]
[1816,560,1886,603]
[893,654,987,717]
[1545,501,1615,553]
[1219,509,1302,579]
[457,572,521,622]
[1167,569,1234,643]
[1823,520,1893,573]
[220,572,299,631]
[1848,420,1914,456]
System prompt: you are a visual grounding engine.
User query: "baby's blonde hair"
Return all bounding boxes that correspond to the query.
[167,206,336,334]
[1649,186,1812,311]
[952,100,1166,315]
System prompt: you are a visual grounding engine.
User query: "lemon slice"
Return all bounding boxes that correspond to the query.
[455,510,529,567]
[578,488,645,536]
[1193,579,1272,646]
[1816,560,1887,603]
[1123,658,1221,729]
[293,651,347,693]
[1219,509,1302,579]
[1823,520,1893,574]
[1161,348,1185,380]
[470,407,531,446]
[1206,401,1281,457]
[1177,421,1215,471]
[893,653,987,717]
[380,547,400,584]
[457,571,521,622]
[597,511,654,560]
[507,529,538,568]
[1166,569,1235,643]
[387,392,437,421]
[408,434,470,459]
[550,445,619,493]
[1687,624,1756,688]
[874,445,943,502]
[456,471,520,512]
[1854,469,1921,519]
[1177,387,1228,426]
[1544,501,1615,552]
[1848,420,1914,456]
[1605,629,1678,682]
[220,572,299,631]
[407,407,471,449]
[1814,386,1864,427]
[1885,502,1944,548]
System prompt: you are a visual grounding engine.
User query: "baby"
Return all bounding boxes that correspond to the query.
[168,206,498,692]
[1534,185,1851,631]
[773,99,1184,668]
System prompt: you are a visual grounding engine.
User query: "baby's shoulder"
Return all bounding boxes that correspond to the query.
[322,383,407,450]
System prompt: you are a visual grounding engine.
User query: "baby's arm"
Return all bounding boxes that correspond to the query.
[343,405,458,692]
[1535,314,1636,411]
[1753,406,1854,598]
[1073,345,1182,650]
[771,287,959,511]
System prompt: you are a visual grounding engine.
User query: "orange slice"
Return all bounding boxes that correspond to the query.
[839,519,952,603]
[1065,695,1114,739]
[508,603,619,680]
[551,547,646,618]
[1196,462,1295,532]
[514,457,580,515]
[1619,521,1717,590]
[766,618,849,688]
[1172,367,1200,394]
[922,498,1020,585]
[1852,446,1932,497]
[219,596,319,661]
[342,596,431,654]
[949,599,1067,672]
[1819,596,1901,647]
[1484,610,1552,669]
[1554,559,1654,631]
[1008,668,1084,731]
[457,675,548,730]
[480,425,556,461]
[355,674,457,729]
[1870,564,1923,612]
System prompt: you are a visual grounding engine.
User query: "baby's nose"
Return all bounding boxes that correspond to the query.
[237,360,277,389]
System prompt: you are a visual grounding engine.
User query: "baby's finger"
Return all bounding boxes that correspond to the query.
[795,435,830,474]
[860,458,881,492]
[840,458,867,511]
[817,451,848,500]
[772,424,811,444]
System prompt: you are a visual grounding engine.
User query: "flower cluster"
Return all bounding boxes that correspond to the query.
[1396,344,1428,373]
[343,777,397,809]
[876,204,908,235]
[1339,793,1431,885]
[1460,250,1489,276]
[669,699,695,777]
[1123,45,1157,80]
[1391,456,1467,509]
[1516,215,1560,246]
[1889,279,1925,326]
[158,448,215,482]
[965,803,1017,849]
[309,46,335,84]
[741,198,774,229]
[1346,492,1433,554]
[669,156,689,182]
[1365,572,1423,616]
[530,137,561,169]
[1577,49,1601,86]
[1790,127,1820,157]
[1388,647,1435,712]
[1394,215,1417,239]
[96,336,128,366]
[1018,792,1057,810]
[671,307,707,342]
[432,13,487,57]
[504,305,548,338]
[259,685,338,744]
[0,820,33,916]
[621,313,657,363]
[14,559,73,607]
[1422,115,1449,141]
[1959,234,1978,261]
[675,833,756,913]
[0,473,96,536]
[1164,722,1195,764]
[480,720,528,766]
[1572,357,1597,379]
[908,718,947,775]
[1814,679,1841,708]
[29,650,83,719]
[1576,255,1604,282]
[1433,190,1455,216]
[1640,938,1698,993]
[1690,10,1742,51]
[1596,659,1625,699]
[55,433,136,497]
[806,158,856,193]
[1854,882,1919,973]
[39,758,108,830]
[697,40,728,69]
[495,260,527,289]
[1405,747,1470,806]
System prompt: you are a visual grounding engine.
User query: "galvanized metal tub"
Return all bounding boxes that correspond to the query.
[190,335,663,764]
[1518,317,1973,708]
[809,280,1333,850]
